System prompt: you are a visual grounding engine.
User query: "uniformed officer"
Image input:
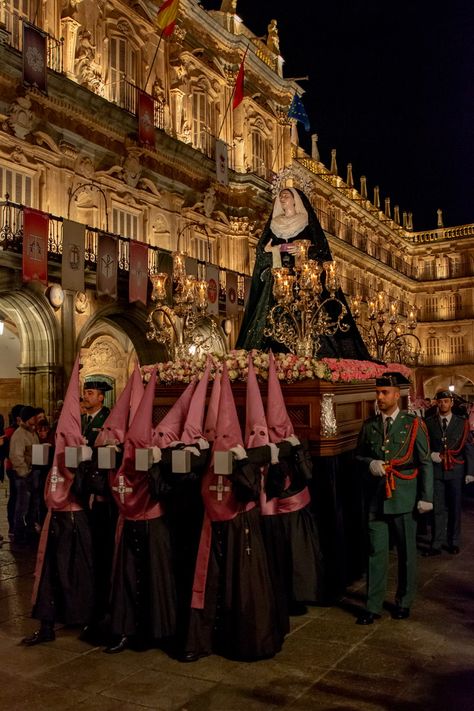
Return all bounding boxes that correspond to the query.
[355,372,433,625]
[423,389,474,556]
[81,380,112,446]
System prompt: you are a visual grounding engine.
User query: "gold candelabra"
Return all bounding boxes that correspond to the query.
[263,240,349,357]
[146,251,217,359]
[351,291,421,365]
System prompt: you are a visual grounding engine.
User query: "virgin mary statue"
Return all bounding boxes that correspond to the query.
[236,187,372,360]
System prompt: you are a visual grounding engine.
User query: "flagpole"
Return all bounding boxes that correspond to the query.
[144,31,165,92]
[216,45,249,141]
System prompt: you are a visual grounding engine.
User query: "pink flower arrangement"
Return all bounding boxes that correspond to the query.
[142,351,411,385]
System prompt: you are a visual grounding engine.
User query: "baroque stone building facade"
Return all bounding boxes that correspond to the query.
[0,0,472,417]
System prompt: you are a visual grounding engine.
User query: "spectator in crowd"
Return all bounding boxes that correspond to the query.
[2,404,24,539]
[8,406,39,544]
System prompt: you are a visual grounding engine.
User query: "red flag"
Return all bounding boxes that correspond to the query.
[156,0,179,37]
[137,91,155,146]
[232,55,245,109]
[22,208,49,284]
[129,240,149,305]
[23,23,47,93]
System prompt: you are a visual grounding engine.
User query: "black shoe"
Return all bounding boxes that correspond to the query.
[355,610,381,625]
[447,545,460,555]
[289,602,308,616]
[103,635,129,654]
[178,651,205,663]
[21,628,55,646]
[422,547,442,557]
[392,606,410,620]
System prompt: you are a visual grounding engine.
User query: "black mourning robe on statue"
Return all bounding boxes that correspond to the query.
[236,188,372,360]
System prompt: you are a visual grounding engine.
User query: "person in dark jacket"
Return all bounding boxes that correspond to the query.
[423,389,474,556]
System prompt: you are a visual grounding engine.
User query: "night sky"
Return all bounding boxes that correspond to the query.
[203,1,474,231]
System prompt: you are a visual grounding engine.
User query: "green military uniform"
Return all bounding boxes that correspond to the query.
[356,410,433,614]
[81,407,110,448]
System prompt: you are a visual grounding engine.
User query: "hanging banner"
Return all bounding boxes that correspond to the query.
[62,219,85,292]
[244,275,252,306]
[22,208,49,284]
[215,139,229,186]
[226,271,238,317]
[185,256,198,277]
[137,91,155,147]
[97,233,118,298]
[129,240,149,305]
[23,23,48,93]
[206,264,219,315]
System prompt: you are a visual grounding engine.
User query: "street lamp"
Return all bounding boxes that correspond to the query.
[351,291,421,365]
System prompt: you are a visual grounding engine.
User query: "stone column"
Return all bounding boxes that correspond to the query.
[61,17,81,79]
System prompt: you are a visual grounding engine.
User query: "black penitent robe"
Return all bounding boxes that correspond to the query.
[33,510,95,625]
[236,189,372,360]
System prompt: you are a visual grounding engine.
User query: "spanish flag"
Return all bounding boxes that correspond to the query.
[156,0,179,37]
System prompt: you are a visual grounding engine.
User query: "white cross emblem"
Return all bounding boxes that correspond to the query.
[112,475,133,503]
[50,466,65,492]
[209,475,231,501]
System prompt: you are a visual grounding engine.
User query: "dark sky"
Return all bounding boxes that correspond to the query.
[204,1,474,231]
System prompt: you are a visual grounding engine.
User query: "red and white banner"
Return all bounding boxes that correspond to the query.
[22,208,49,284]
[23,23,47,93]
[215,139,229,186]
[129,240,149,305]
[137,91,155,147]
[226,271,238,317]
[62,219,85,292]
[97,233,118,298]
[206,264,219,315]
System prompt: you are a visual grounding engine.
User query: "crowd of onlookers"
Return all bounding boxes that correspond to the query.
[0,403,60,544]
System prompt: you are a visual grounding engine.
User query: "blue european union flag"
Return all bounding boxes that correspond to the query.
[288,94,310,132]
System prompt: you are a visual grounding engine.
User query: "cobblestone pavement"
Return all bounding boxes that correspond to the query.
[0,483,473,711]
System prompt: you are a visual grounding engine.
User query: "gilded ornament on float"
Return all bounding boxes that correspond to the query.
[263,239,349,357]
[146,250,218,359]
[351,291,421,365]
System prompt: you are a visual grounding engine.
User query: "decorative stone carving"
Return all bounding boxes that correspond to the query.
[5,96,36,139]
[266,19,280,55]
[61,0,80,18]
[122,152,142,188]
[74,154,95,179]
[203,186,216,218]
[74,28,103,94]
[220,0,237,12]
[320,393,337,438]
[88,340,121,367]
[75,291,88,313]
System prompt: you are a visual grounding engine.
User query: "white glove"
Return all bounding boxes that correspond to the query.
[184,446,200,457]
[268,442,280,465]
[284,434,300,446]
[369,460,386,477]
[465,475,474,485]
[152,446,162,463]
[431,452,442,464]
[230,444,247,461]
[168,440,183,448]
[417,500,433,514]
[196,437,210,450]
[83,446,93,462]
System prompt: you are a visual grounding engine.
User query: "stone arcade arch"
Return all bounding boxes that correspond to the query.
[0,286,62,415]
[76,302,168,394]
